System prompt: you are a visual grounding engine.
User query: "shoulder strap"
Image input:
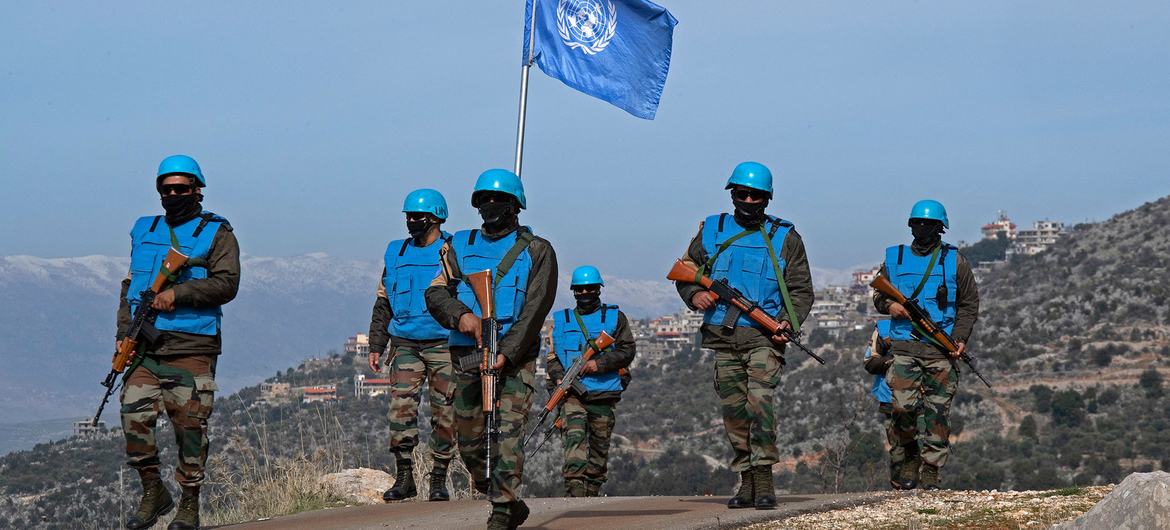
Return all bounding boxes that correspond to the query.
[909,245,942,301]
[572,309,602,354]
[759,224,800,334]
[397,239,411,257]
[697,226,755,282]
[148,216,161,233]
[494,228,534,287]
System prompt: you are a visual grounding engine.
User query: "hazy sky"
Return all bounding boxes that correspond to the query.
[2,1,1168,279]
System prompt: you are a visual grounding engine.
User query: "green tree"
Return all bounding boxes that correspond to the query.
[1051,390,1086,427]
[1139,368,1164,398]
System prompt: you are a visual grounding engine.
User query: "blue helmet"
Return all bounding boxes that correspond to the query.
[571,265,604,287]
[472,169,526,209]
[402,188,448,220]
[157,154,206,187]
[909,199,949,228]
[725,161,773,198]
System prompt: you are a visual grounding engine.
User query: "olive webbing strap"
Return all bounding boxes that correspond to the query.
[908,245,942,301]
[492,229,534,288]
[759,225,800,334]
[696,229,755,282]
[572,309,601,355]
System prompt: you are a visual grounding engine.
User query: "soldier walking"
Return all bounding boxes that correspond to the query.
[672,162,814,510]
[546,266,636,497]
[425,169,558,530]
[118,155,240,530]
[368,189,457,502]
[872,200,980,490]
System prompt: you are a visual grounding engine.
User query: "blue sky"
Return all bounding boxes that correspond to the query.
[2,1,1168,279]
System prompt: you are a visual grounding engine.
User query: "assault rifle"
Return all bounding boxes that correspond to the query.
[523,330,616,458]
[466,270,502,494]
[870,274,992,388]
[667,260,825,364]
[93,248,189,426]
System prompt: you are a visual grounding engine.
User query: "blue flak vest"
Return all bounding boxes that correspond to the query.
[552,305,624,394]
[127,212,226,336]
[448,228,533,348]
[885,243,958,343]
[866,320,893,404]
[384,232,452,341]
[700,213,793,329]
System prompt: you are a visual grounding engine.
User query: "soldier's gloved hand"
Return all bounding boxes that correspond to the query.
[368,351,382,373]
[691,291,717,310]
[458,312,482,345]
[770,320,792,345]
[151,289,177,312]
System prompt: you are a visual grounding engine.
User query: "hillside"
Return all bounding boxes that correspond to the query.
[0,195,1168,529]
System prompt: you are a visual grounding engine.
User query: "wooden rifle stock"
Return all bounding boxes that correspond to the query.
[667,259,787,338]
[111,247,189,373]
[465,270,497,412]
[869,274,959,351]
[524,330,616,455]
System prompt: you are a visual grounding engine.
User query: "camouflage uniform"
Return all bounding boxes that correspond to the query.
[121,355,217,486]
[559,395,616,491]
[887,356,958,470]
[675,219,814,474]
[384,343,456,461]
[451,359,536,503]
[714,345,784,470]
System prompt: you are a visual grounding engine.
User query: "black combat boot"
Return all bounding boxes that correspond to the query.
[487,503,512,530]
[753,465,777,510]
[126,472,174,530]
[564,478,588,497]
[383,458,417,501]
[726,468,754,509]
[508,499,530,529]
[429,460,450,502]
[167,486,200,530]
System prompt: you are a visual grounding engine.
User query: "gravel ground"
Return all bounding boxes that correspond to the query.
[747,486,1112,530]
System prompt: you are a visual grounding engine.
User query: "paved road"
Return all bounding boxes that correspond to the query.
[220,493,885,530]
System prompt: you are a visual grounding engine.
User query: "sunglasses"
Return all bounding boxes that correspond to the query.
[160,183,195,196]
[731,189,768,201]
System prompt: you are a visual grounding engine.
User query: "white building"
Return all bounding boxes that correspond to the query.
[1014,220,1064,255]
[344,333,370,356]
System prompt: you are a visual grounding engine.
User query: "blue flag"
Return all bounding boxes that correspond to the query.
[523,0,678,120]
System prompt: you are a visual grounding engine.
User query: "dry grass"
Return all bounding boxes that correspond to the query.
[748,486,1111,530]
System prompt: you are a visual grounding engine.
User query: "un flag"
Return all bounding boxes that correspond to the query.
[523,0,678,120]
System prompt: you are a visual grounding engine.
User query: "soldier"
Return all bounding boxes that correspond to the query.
[862,320,905,489]
[673,162,814,510]
[872,199,980,490]
[368,189,457,502]
[546,265,636,497]
[425,169,557,530]
[118,155,240,530]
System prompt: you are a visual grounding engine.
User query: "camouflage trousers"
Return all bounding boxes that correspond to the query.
[384,343,456,461]
[714,346,783,472]
[888,355,958,470]
[120,354,217,487]
[560,396,616,485]
[452,356,535,504]
[880,403,921,482]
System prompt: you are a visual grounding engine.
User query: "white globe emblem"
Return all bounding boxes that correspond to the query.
[557,0,617,55]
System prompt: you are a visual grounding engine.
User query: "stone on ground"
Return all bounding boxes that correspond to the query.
[1052,471,1170,530]
[320,468,394,505]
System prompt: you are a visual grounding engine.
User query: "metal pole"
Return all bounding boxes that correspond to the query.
[513,63,531,177]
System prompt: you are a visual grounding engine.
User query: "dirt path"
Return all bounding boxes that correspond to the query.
[217,493,885,530]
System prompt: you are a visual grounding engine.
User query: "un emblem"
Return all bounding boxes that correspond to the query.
[557,0,617,55]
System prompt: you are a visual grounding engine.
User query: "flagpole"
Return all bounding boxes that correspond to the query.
[514,0,538,177]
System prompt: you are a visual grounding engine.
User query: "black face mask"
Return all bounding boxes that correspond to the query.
[574,292,601,313]
[479,202,517,233]
[406,219,433,240]
[732,198,768,227]
[910,221,944,250]
[161,194,202,226]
